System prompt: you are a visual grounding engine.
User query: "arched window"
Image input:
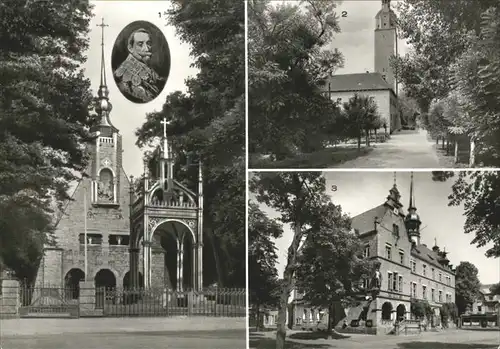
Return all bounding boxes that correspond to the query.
[382,302,393,320]
[97,168,114,202]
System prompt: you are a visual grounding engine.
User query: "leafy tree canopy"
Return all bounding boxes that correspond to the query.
[455,261,481,314]
[489,283,500,295]
[411,299,433,320]
[295,202,374,309]
[248,0,344,160]
[434,171,500,258]
[134,0,245,287]
[248,201,283,312]
[250,171,331,348]
[0,0,97,281]
[395,0,500,165]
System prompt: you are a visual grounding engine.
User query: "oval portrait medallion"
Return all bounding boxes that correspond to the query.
[112,21,171,104]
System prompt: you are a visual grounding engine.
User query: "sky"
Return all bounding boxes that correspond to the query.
[329,0,410,75]
[271,0,410,75]
[85,0,409,178]
[253,171,500,286]
[83,1,198,179]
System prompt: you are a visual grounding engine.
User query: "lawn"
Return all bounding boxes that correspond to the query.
[250,147,373,169]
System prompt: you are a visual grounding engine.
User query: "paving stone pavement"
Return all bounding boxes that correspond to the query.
[252,329,500,349]
[333,129,442,168]
[0,316,245,336]
[0,317,247,349]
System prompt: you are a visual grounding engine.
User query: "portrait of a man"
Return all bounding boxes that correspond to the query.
[112,21,170,104]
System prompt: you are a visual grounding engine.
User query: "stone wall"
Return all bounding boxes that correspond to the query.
[35,158,133,287]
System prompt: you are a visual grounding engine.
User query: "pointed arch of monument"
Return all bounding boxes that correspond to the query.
[148,218,197,244]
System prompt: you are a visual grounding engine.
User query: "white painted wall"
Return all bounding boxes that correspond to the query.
[327,90,397,133]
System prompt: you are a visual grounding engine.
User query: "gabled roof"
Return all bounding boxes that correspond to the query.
[323,73,392,93]
[411,244,454,274]
[351,204,387,235]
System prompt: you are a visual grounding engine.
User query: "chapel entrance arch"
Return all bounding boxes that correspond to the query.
[148,219,196,291]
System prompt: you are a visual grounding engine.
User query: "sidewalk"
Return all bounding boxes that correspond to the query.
[0,316,246,336]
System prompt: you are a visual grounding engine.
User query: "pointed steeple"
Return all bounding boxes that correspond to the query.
[405,172,421,245]
[95,18,113,129]
[158,117,174,195]
[409,172,416,210]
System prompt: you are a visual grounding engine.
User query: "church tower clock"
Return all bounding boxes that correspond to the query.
[374,0,398,93]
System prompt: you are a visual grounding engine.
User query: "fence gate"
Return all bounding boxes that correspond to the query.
[19,286,80,318]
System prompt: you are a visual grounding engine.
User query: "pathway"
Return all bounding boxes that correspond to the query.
[333,129,441,168]
[0,317,246,349]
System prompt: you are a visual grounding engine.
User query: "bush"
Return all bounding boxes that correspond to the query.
[440,302,458,327]
[411,299,433,320]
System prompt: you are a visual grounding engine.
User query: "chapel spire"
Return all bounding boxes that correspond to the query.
[95,17,113,129]
[159,117,174,195]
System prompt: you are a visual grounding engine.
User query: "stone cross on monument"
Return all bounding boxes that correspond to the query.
[160,117,171,138]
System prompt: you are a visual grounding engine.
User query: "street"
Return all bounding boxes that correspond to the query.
[0,317,246,349]
[250,329,500,349]
[333,129,441,168]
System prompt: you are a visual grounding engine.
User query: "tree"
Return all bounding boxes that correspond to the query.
[395,0,500,166]
[248,201,283,330]
[440,302,458,328]
[435,171,500,258]
[450,6,500,165]
[341,94,382,150]
[455,261,481,315]
[410,299,433,320]
[250,172,330,349]
[398,93,420,128]
[294,203,375,338]
[248,0,344,161]
[0,0,97,281]
[489,283,500,295]
[135,0,245,287]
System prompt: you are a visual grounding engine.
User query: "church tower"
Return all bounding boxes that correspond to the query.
[35,18,133,290]
[374,0,397,93]
[405,172,422,245]
[90,18,122,205]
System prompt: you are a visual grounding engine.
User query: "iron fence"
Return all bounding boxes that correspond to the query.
[18,285,80,318]
[10,285,246,318]
[96,287,246,317]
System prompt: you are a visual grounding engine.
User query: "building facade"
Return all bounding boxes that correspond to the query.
[321,0,401,134]
[289,174,456,335]
[34,19,204,295]
[472,284,500,315]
